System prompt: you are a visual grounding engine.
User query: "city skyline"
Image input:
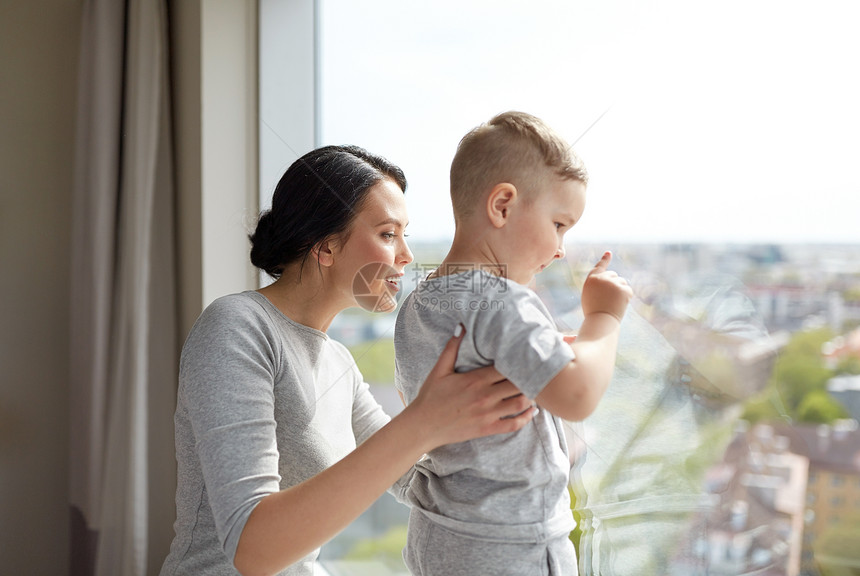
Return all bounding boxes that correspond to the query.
[322,238,860,575]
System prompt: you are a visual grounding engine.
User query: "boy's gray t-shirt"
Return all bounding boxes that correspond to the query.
[160,291,393,576]
[395,270,577,541]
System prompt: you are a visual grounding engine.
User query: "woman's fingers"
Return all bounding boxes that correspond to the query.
[488,406,537,435]
[460,363,506,386]
[480,395,536,436]
[414,325,535,445]
[461,367,534,425]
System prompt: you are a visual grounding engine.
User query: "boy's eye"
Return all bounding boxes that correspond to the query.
[555,222,564,230]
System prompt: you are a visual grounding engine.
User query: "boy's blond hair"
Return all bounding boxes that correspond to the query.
[450,111,588,221]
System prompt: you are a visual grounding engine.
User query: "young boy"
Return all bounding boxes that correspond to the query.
[394,111,632,575]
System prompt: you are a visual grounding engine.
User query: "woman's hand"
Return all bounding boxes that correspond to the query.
[403,324,535,452]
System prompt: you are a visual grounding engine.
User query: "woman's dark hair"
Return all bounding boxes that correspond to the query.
[250,145,407,279]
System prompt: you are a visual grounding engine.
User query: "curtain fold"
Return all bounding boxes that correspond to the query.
[70,0,178,574]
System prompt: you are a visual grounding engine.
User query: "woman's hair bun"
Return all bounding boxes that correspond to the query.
[249,210,285,278]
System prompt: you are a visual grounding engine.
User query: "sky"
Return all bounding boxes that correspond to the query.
[306,0,860,245]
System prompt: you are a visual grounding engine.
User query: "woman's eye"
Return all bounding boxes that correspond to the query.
[382,232,396,239]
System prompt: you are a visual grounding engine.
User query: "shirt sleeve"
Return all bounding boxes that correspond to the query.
[178,296,282,562]
[469,281,575,400]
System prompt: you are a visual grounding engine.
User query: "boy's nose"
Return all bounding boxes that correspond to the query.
[555,244,566,260]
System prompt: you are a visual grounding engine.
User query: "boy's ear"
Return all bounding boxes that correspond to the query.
[486,183,518,228]
[311,238,337,267]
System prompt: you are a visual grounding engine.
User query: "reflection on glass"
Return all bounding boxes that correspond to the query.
[321,242,860,576]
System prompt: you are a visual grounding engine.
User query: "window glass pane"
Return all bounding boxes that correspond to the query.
[260,1,860,574]
[319,0,860,245]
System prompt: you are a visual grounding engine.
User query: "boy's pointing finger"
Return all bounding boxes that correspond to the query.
[591,251,612,273]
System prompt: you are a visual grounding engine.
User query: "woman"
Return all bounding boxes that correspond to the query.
[160,145,535,576]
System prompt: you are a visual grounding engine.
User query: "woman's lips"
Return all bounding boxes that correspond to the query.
[384,274,403,292]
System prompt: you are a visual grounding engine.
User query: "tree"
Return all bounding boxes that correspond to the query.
[740,394,784,425]
[814,513,860,576]
[795,390,848,423]
[344,525,408,569]
[742,328,841,424]
[349,338,396,385]
[835,354,860,376]
[772,354,833,412]
[770,328,834,411]
[842,286,860,303]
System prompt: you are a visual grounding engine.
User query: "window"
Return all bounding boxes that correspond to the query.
[259,1,860,574]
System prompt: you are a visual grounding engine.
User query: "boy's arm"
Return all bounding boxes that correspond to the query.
[536,252,632,421]
[536,312,622,421]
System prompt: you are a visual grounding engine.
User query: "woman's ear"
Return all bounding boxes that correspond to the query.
[486,183,518,228]
[312,238,336,267]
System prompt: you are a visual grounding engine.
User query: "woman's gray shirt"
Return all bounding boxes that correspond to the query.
[160,291,392,576]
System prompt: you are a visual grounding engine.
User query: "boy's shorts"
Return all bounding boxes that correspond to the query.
[404,508,578,576]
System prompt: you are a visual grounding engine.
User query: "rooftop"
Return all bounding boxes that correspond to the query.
[769,420,860,475]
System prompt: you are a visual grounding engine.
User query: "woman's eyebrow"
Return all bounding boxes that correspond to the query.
[374,217,408,227]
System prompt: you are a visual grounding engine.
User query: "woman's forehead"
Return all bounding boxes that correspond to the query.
[355,179,408,225]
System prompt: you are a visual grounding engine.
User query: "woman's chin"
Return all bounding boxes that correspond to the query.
[352,267,400,313]
[355,288,397,313]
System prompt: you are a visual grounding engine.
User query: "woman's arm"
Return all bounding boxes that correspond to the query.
[233,326,533,576]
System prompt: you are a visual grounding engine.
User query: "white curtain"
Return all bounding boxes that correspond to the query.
[70,0,177,574]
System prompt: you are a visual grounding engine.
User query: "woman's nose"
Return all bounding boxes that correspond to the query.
[399,239,414,265]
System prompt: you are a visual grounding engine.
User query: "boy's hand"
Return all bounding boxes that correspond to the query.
[581,251,633,321]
